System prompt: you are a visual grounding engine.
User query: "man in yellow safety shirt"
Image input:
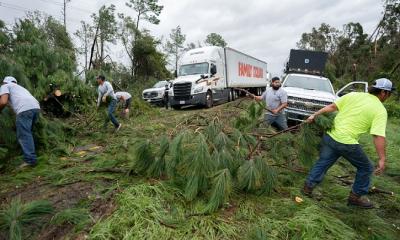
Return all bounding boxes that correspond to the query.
[303,78,395,208]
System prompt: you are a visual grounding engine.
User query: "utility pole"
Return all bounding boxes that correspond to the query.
[62,0,70,28]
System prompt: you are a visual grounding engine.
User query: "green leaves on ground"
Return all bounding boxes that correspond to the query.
[0,198,53,240]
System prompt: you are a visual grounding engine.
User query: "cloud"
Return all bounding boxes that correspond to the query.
[0,0,383,76]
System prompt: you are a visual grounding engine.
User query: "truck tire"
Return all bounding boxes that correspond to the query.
[205,91,213,108]
[228,89,234,102]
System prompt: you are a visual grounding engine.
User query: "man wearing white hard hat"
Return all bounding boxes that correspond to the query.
[302,78,395,208]
[0,76,41,168]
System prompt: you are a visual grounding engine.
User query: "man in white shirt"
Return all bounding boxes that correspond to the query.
[115,91,132,117]
[0,76,41,167]
[96,75,121,131]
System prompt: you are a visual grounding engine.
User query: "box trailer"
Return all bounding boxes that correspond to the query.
[168,46,269,109]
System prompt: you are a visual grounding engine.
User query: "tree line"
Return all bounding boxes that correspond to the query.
[296,0,399,88]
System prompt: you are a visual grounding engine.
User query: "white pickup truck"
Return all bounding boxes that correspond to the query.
[142,80,170,106]
[282,50,368,121]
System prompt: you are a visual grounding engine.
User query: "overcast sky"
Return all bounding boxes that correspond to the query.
[1,0,384,76]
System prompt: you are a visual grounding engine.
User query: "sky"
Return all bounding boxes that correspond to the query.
[0,0,384,76]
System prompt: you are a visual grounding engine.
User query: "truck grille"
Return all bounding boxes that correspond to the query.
[143,91,158,99]
[287,96,332,113]
[173,82,192,101]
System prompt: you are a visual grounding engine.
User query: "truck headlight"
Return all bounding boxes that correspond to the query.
[194,86,204,94]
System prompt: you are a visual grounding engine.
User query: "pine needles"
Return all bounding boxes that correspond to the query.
[0,198,53,240]
[296,113,336,167]
[125,102,336,213]
[204,169,233,213]
[129,118,277,213]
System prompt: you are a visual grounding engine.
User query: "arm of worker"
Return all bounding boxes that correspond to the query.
[373,135,386,175]
[0,94,9,111]
[306,103,338,123]
[271,102,288,114]
[254,90,266,101]
[254,95,262,101]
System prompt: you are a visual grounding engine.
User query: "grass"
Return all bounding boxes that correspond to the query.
[0,101,399,239]
[51,207,92,232]
[0,198,53,240]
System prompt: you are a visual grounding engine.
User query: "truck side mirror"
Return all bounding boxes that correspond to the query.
[210,64,217,75]
[174,70,177,78]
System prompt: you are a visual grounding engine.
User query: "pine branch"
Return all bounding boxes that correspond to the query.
[204,169,233,213]
[183,133,215,201]
[130,139,154,175]
[147,136,169,178]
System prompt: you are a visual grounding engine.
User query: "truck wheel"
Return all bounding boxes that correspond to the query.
[205,91,213,108]
[172,105,181,110]
[234,90,238,99]
[228,89,234,102]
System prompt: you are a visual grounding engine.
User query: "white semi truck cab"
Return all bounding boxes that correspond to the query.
[169,46,269,109]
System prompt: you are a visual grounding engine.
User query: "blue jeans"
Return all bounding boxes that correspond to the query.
[106,99,120,128]
[16,109,40,165]
[306,134,374,196]
[265,113,288,131]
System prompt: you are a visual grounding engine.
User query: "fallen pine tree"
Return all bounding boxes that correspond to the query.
[128,101,336,213]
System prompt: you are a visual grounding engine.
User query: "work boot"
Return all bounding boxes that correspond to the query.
[347,191,374,209]
[301,183,314,197]
[115,123,122,133]
[17,162,36,170]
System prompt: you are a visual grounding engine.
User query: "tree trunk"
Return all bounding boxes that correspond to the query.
[88,23,100,70]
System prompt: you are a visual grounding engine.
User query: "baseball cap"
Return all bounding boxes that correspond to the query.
[3,76,17,84]
[372,78,394,92]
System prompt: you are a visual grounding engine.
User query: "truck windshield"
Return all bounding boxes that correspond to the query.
[179,63,209,76]
[283,75,333,94]
[153,81,168,88]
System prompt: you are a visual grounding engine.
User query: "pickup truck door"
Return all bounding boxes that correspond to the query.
[336,81,368,97]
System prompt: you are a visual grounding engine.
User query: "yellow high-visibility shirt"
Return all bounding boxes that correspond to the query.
[328,92,387,144]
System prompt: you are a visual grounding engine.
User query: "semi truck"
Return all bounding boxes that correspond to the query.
[282,49,368,122]
[168,46,269,109]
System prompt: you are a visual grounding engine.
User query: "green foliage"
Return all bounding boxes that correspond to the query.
[297,113,336,167]
[133,32,171,80]
[384,99,400,118]
[89,183,239,239]
[0,198,53,240]
[125,0,163,27]
[129,115,277,212]
[89,183,183,240]
[0,14,94,165]
[297,3,400,87]
[234,102,264,130]
[167,130,189,178]
[237,157,275,194]
[286,205,357,240]
[183,133,215,200]
[51,208,91,231]
[147,136,169,178]
[205,33,227,47]
[130,139,154,175]
[204,169,233,213]
[164,25,186,70]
